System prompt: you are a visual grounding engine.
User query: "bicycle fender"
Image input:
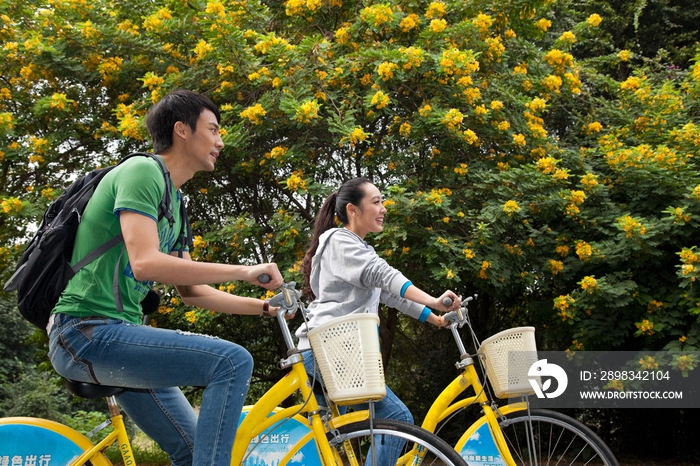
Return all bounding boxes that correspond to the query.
[0,417,111,466]
[453,403,527,466]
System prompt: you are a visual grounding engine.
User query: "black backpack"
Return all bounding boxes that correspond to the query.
[3,152,191,330]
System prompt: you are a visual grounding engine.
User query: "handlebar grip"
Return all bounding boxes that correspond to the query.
[258,274,271,284]
[442,297,453,307]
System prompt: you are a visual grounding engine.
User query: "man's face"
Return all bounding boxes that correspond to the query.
[184,109,224,172]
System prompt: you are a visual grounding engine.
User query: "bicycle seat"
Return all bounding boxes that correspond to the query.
[63,378,125,399]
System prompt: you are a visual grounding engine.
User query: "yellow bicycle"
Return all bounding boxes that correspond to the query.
[0,282,467,466]
[422,295,619,466]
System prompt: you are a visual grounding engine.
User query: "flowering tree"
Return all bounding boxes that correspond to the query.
[2,0,699,404]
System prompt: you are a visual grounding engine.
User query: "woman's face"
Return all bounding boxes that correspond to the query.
[346,183,386,239]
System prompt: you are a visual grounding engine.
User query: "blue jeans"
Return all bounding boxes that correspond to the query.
[48,314,253,466]
[301,350,413,465]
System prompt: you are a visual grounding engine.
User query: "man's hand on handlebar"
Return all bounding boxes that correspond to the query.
[249,264,284,289]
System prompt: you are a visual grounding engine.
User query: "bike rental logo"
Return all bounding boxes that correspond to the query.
[528,359,568,398]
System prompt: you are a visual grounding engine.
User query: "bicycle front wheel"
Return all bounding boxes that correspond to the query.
[331,418,467,466]
[498,409,618,466]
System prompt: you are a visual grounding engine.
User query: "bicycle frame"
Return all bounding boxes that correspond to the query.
[419,300,520,466]
[233,283,379,466]
[71,395,132,466]
[232,346,370,466]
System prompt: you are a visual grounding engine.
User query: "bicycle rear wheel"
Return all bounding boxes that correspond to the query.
[498,409,618,466]
[330,418,467,466]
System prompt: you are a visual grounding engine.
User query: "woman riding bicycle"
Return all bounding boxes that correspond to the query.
[295,177,461,465]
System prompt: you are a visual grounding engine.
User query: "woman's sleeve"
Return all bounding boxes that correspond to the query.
[328,230,413,297]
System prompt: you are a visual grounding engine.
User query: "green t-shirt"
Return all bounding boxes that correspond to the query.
[53,155,185,324]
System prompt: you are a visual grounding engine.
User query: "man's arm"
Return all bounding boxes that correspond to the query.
[120,210,283,290]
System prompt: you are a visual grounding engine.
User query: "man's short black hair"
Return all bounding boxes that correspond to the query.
[146,89,221,153]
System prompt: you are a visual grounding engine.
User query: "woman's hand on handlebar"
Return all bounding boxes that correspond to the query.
[436,291,460,312]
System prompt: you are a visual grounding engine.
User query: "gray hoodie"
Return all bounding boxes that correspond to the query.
[295,228,427,350]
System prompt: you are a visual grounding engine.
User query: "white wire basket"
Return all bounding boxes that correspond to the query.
[477,326,538,399]
[307,313,386,405]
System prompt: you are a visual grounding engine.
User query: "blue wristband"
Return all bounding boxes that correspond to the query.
[400,281,412,298]
[418,306,431,323]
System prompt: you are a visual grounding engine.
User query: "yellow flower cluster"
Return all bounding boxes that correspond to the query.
[294,99,321,123]
[536,156,558,174]
[544,49,573,74]
[485,37,505,61]
[638,355,658,370]
[143,8,172,32]
[442,108,463,131]
[534,18,551,31]
[527,97,547,113]
[286,171,307,191]
[569,190,586,205]
[552,245,567,258]
[399,122,411,137]
[620,76,643,91]
[617,215,647,238]
[360,4,394,27]
[462,129,479,145]
[348,126,368,145]
[513,63,528,75]
[580,276,598,293]
[635,319,655,335]
[618,50,632,62]
[240,104,266,125]
[265,146,288,161]
[586,121,603,134]
[554,296,575,321]
[205,1,226,17]
[194,40,214,60]
[429,19,447,33]
[587,14,602,27]
[512,133,526,147]
[674,355,696,373]
[670,206,691,224]
[575,241,592,260]
[549,259,564,275]
[503,200,520,215]
[558,31,576,44]
[1,197,24,214]
[400,47,424,70]
[254,34,292,54]
[49,93,71,110]
[542,74,563,93]
[118,109,143,140]
[478,261,490,279]
[472,13,493,35]
[399,14,420,32]
[377,61,398,81]
[425,2,446,19]
[454,163,468,176]
[371,91,390,109]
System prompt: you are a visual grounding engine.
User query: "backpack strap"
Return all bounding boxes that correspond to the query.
[71,233,124,272]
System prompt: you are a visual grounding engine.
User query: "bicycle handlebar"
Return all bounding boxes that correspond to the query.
[442,295,476,328]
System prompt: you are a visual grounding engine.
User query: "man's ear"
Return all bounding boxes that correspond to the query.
[173,121,187,140]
